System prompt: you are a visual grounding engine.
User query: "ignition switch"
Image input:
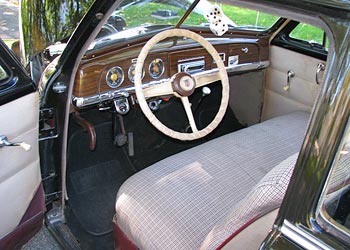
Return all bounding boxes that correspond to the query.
[113,98,130,115]
[148,99,162,111]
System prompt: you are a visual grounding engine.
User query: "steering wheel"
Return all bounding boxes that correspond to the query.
[134,29,229,141]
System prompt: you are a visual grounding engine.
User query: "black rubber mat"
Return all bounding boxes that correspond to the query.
[68,160,129,236]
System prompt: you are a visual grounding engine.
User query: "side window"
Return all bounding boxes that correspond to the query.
[0,61,13,92]
[289,23,329,51]
[272,21,328,60]
[0,41,35,105]
[0,65,9,81]
[317,124,350,243]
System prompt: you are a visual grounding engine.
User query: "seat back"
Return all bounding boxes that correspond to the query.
[200,153,299,249]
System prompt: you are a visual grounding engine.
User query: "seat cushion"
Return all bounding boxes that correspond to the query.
[115,111,309,250]
[200,153,298,249]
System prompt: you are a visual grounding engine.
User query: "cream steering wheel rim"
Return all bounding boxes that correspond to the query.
[134,29,229,141]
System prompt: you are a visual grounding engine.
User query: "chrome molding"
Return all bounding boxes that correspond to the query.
[281,220,334,250]
[72,60,269,108]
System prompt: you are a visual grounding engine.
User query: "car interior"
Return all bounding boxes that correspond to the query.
[32,0,330,249]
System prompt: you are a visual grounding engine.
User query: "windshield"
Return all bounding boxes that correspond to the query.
[89,0,193,50]
[185,2,280,30]
[21,0,280,61]
[90,0,279,51]
[118,0,192,28]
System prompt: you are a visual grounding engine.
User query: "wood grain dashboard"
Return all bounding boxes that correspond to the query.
[73,37,269,99]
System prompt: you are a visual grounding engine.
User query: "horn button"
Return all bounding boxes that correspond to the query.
[172,72,196,97]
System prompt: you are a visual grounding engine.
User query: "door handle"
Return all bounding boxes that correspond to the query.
[316,62,325,85]
[0,135,32,151]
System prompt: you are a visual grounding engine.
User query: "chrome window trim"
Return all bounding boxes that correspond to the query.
[317,205,350,245]
[314,119,350,245]
[281,220,334,250]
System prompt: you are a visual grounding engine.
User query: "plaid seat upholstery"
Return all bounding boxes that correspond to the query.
[115,112,309,249]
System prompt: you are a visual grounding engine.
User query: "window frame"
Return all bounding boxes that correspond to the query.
[272,20,328,60]
[0,39,36,105]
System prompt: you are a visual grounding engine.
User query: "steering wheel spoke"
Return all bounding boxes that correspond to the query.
[193,69,221,88]
[181,97,198,133]
[143,79,174,98]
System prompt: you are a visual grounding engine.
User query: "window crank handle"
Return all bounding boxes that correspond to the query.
[316,62,325,85]
[284,70,295,91]
[0,135,32,151]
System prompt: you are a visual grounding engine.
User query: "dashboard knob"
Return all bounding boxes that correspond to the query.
[202,87,211,96]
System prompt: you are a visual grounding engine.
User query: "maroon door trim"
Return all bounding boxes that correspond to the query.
[0,184,45,250]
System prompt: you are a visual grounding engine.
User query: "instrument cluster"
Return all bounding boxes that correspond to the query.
[105,58,165,88]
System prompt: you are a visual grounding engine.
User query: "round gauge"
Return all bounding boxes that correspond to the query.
[149,58,164,79]
[106,66,124,88]
[128,63,145,83]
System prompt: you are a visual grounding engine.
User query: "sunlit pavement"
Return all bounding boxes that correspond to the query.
[0,0,19,40]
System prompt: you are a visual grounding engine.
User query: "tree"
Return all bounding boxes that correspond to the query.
[20,0,94,62]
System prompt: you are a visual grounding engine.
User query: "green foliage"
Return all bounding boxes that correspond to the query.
[0,66,8,80]
[221,5,279,28]
[20,0,324,62]
[21,0,94,61]
[3,39,17,48]
[120,2,279,30]
[183,12,207,26]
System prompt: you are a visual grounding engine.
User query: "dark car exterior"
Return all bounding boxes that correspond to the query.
[0,0,350,249]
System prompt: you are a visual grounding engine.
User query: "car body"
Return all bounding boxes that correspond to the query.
[0,0,350,249]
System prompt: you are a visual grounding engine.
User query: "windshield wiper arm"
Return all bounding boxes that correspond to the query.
[175,0,201,28]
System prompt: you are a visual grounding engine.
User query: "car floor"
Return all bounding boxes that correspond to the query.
[22,226,62,250]
[65,83,245,250]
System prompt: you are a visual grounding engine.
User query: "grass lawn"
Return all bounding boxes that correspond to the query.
[119,2,323,44]
[290,23,325,45]
[120,2,280,29]
[119,3,185,27]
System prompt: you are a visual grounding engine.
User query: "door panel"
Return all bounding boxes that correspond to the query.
[229,71,265,126]
[0,40,43,248]
[0,92,42,238]
[262,45,324,120]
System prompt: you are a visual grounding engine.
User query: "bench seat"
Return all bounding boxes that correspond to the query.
[115,111,309,249]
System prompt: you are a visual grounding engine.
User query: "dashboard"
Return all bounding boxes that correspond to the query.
[72,36,269,109]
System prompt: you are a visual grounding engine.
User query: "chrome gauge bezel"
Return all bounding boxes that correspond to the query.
[106,66,124,88]
[128,63,145,83]
[149,58,165,79]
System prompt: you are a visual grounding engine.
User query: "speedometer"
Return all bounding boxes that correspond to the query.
[149,59,164,79]
[128,63,145,83]
[106,66,124,88]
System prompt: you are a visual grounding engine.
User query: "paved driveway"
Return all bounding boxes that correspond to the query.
[0,0,19,40]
